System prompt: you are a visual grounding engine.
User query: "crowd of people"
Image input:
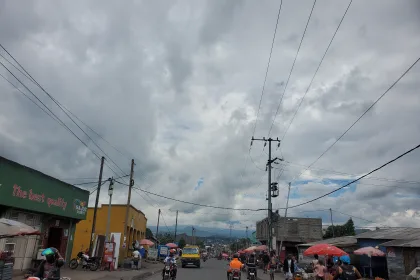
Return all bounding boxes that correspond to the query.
[225,250,363,280]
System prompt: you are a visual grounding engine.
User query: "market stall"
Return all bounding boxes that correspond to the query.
[0,218,40,280]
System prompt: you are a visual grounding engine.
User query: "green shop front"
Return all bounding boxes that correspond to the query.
[0,157,89,271]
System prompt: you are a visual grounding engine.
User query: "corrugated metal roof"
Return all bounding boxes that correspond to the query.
[380,239,420,248]
[297,236,357,247]
[355,228,420,240]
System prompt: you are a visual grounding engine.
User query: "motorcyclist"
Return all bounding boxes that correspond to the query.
[34,247,64,280]
[227,253,243,280]
[246,252,257,279]
[163,251,177,279]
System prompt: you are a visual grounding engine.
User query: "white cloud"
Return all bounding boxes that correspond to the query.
[0,0,419,233]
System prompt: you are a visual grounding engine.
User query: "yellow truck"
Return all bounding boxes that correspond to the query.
[181,245,201,268]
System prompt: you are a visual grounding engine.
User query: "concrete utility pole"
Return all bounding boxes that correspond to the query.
[156,209,161,247]
[279,182,291,257]
[330,208,335,238]
[246,226,249,247]
[191,227,195,245]
[89,156,105,255]
[122,159,135,257]
[105,177,115,242]
[251,137,282,252]
[174,210,178,242]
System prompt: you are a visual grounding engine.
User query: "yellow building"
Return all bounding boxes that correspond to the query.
[72,204,147,259]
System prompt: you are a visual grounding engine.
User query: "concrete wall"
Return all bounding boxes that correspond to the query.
[72,205,147,258]
[386,247,420,280]
[256,217,322,242]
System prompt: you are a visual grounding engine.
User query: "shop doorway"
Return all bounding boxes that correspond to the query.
[47,228,63,250]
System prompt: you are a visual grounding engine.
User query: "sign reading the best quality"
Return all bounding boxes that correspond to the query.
[13,184,68,210]
[0,157,90,220]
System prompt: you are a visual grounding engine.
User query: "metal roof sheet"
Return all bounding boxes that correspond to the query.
[297,236,357,247]
[380,239,420,248]
[355,228,420,240]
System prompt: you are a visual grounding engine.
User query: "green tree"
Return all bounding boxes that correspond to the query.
[157,232,173,245]
[323,218,356,239]
[178,238,186,249]
[345,218,356,236]
[146,228,154,239]
[197,240,205,249]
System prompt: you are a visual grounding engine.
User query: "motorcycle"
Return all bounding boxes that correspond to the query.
[28,278,71,280]
[68,251,99,271]
[162,264,175,280]
[248,267,257,280]
[229,269,241,280]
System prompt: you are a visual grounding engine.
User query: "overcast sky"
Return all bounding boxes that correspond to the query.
[1,0,419,234]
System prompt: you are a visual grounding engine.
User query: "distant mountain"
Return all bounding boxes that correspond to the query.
[150,224,249,238]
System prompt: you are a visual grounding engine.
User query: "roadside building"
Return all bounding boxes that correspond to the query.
[72,204,147,259]
[380,239,420,280]
[0,157,89,270]
[355,228,420,280]
[256,214,322,260]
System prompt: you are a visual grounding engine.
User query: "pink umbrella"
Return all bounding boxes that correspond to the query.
[139,239,154,246]
[166,243,178,248]
[0,218,40,238]
[354,246,385,257]
[354,246,385,278]
[255,245,267,251]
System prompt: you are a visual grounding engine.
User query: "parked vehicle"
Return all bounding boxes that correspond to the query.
[68,251,99,271]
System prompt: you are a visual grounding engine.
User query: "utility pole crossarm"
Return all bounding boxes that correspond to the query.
[251,136,282,253]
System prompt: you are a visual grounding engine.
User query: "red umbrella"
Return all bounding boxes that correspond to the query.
[166,243,178,248]
[304,243,348,257]
[0,218,40,238]
[139,239,154,246]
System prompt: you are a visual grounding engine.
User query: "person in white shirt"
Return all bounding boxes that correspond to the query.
[131,250,141,270]
[163,252,177,279]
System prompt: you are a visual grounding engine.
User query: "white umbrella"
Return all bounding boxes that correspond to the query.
[0,218,40,238]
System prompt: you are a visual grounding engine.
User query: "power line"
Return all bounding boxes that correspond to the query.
[281,0,353,141]
[287,142,420,209]
[0,45,127,177]
[240,0,283,185]
[267,0,317,137]
[282,160,420,185]
[0,72,64,125]
[331,209,388,227]
[0,60,102,160]
[251,0,283,138]
[291,56,420,182]
[132,186,266,212]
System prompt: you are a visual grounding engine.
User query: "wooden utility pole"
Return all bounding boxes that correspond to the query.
[89,156,105,255]
[174,210,178,242]
[330,208,335,238]
[122,159,135,257]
